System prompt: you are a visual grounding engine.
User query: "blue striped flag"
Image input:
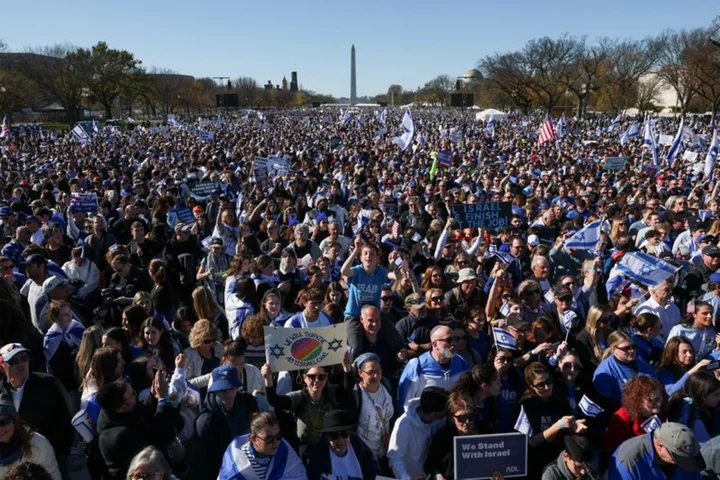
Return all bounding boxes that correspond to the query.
[492,327,517,350]
[486,114,495,137]
[619,122,640,145]
[607,113,623,132]
[71,125,90,144]
[376,108,387,125]
[556,114,567,139]
[617,252,678,287]
[491,250,517,265]
[578,394,604,417]
[514,406,533,436]
[341,110,351,127]
[643,118,660,166]
[666,118,685,167]
[705,123,718,180]
[391,109,415,151]
[564,220,602,250]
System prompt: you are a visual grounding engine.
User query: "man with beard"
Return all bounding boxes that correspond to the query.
[396,325,469,412]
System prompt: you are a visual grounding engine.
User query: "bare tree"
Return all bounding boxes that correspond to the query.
[479,52,534,113]
[684,30,720,121]
[600,38,657,111]
[635,76,662,115]
[420,74,455,106]
[653,29,704,116]
[234,76,259,108]
[522,35,581,112]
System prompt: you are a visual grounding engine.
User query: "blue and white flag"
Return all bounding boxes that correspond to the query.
[699,209,712,222]
[376,108,387,126]
[391,109,415,151]
[643,118,660,166]
[608,113,623,132]
[71,125,90,144]
[450,130,462,143]
[341,110,351,127]
[514,406,533,436]
[705,124,719,180]
[641,415,662,433]
[556,114,567,139]
[491,250,516,265]
[492,327,517,350]
[619,122,640,145]
[486,114,495,137]
[564,220,602,250]
[617,252,678,287]
[578,395,604,418]
[666,117,685,168]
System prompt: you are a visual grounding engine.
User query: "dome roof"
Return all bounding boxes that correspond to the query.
[464,68,482,80]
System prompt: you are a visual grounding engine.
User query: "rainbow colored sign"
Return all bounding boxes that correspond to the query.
[264,323,347,372]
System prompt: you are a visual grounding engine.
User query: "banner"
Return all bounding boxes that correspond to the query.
[659,134,674,146]
[264,323,347,372]
[454,432,527,479]
[189,181,218,197]
[683,151,699,162]
[175,207,196,225]
[603,157,628,171]
[451,202,512,229]
[253,157,269,184]
[70,193,98,213]
[267,156,291,177]
[199,131,214,142]
[438,149,452,167]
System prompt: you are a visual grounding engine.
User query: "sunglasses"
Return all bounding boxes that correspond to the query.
[256,432,282,444]
[0,415,12,427]
[533,378,553,389]
[615,345,637,353]
[381,296,393,302]
[496,356,513,363]
[305,373,328,382]
[561,363,582,371]
[327,430,351,440]
[437,337,455,344]
[431,296,443,302]
[453,413,475,424]
[7,352,29,366]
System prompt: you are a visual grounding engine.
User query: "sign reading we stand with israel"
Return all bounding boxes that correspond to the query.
[264,323,347,372]
[454,432,527,479]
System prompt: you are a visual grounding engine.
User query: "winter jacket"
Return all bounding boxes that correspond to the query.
[0,432,61,480]
[305,434,379,480]
[387,397,446,480]
[183,343,224,389]
[397,351,469,412]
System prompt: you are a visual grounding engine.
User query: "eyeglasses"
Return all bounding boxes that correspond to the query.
[453,413,475,424]
[533,378,553,389]
[381,296,393,302]
[561,363,582,371]
[562,282,576,287]
[256,432,282,444]
[457,260,469,266]
[0,264,13,271]
[437,337,455,344]
[615,344,637,353]
[7,352,29,366]
[327,430,351,441]
[305,373,328,382]
[131,472,163,480]
[0,415,12,427]
[361,369,382,376]
[431,296,443,302]
[496,356,513,363]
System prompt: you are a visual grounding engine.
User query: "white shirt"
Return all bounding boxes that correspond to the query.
[20,279,48,332]
[11,376,28,411]
[635,296,682,342]
[357,385,394,459]
[327,443,362,480]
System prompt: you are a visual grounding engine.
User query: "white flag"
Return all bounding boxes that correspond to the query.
[391,109,415,151]
[264,323,347,372]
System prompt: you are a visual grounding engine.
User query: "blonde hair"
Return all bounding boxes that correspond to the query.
[602,330,633,360]
[189,319,220,349]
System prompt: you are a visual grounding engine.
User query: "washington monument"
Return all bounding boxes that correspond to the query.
[350,44,357,105]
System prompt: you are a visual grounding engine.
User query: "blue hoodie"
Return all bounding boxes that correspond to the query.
[592,355,656,405]
[397,351,469,412]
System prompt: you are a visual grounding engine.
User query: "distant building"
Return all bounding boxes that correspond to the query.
[290,72,298,92]
[282,76,288,90]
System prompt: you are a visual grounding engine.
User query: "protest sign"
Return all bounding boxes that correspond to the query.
[264,323,347,372]
[330,136,342,150]
[683,151,699,162]
[451,202,512,229]
[199,131,214,142]
[253,157,269,184]
[70,193,98,213]
[189,181,217,197]
[438,149,452,167]
[175,207,196,225]
[267,156,291,176]
[659,134,674,146]
[454,432,527,479]
[603,157,628,171]
[383,199,399,218]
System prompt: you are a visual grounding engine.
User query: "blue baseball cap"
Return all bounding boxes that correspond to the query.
[207,365,242,393]
[0,207,13,217]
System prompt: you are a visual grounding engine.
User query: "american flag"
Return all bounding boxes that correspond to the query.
[391,220,401,238]
[0,117,9,139]
[537,114,556,146]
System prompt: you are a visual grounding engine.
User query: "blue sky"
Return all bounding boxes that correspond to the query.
[1,1,713,98]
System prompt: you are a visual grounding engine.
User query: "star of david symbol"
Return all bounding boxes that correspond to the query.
[639,263,653,277]
[575,232,586,242]
[327,339,343,352]
[269,344,285,359]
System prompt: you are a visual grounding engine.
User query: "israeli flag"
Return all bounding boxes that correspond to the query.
[705,124,718,180]
[643,119,660,166]
[617,252,678,287]
[450,130,462,143]
[486,114,495,137]
[491,250,516,265]
[619,122,640,145]
[71,125,90,144]
[699,210,712,221]
[578,395,604,417]
[556,114,567,139]
[391,109,415,151]
[493,327,517,350]
[641,414,662,433]
[608,113,623,132]
[666,118,685,168]
[514,406,533,436]
[376,108,387,126]
[341,110,351,127]
[564,220,602,250]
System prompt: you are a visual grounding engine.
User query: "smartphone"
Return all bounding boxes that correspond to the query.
[705,361,720,372]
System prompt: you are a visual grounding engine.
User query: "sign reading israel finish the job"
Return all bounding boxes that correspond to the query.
[264,323,347,372]
[451,202,512,229]
[454,432,527,479]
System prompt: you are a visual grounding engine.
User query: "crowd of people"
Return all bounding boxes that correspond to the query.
[0,107,719,480]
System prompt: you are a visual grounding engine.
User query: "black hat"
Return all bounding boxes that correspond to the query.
[210,238,224,247]
[564,435,593,463]
[320,410,356,433]
[702,245,720,257]
[506,313,530,332]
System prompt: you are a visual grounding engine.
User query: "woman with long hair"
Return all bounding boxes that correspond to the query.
[518,279,551,324]
[75,325,104,386]
[137,317,179,371]
[256,289,292,328]
[81,347,126,426]
[517,362,586,475]
[592,331,657,410]
[492,347,526,432]
[323,282,347,312]
[667,371,720,444]
[0,395,60,479]
[183,319,223,394]
[420,265,445,292]
[192,286,229,340]
[212,208,239,255]
[132,292,170,330]
[249,254,279,300]
[43,300,85,394]
[148,259,176,320]
[630,312,664,367]
[121,305,147,347]
[666,300,716,359]
[574,305,614,377]
[101,326,139,365]
[451,363,501,432]
[603,375,666,455]
[657,337,711,396]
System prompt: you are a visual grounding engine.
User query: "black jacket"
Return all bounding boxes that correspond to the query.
[96,401,180,480]
[1,372,74,456]
[305,434,379,480]
[192,392,259,480]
